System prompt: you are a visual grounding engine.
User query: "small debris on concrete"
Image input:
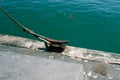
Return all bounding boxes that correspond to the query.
[108,75,113,79]
[49,55,54,59]
[87,71,92,77]
[93,75,98,79]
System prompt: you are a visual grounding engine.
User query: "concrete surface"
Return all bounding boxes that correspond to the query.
[0,49,83,80]
[0,34,120,80]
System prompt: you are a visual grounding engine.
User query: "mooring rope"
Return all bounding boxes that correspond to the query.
[0,6,50,43]
[0,6,69,53]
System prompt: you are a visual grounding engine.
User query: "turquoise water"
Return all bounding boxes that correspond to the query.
[0,0,120,53]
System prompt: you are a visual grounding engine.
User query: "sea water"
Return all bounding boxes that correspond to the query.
[0,0,120,53]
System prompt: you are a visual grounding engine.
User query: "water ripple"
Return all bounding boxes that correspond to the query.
[0,0,120,53]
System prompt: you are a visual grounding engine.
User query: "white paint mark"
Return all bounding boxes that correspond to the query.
[93,75,98,78]
[87,71,92,77]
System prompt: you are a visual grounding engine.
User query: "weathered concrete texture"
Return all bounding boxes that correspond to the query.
[0,50,83,80]
[0,45,120,80]
[0,34,120,65]
[0,34,120,80]
[0,34,45,50]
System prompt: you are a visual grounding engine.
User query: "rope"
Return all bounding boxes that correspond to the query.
[0,6,49,43]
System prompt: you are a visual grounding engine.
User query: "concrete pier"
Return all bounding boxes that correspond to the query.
[0,49,83,80]
[0,34,120,80]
